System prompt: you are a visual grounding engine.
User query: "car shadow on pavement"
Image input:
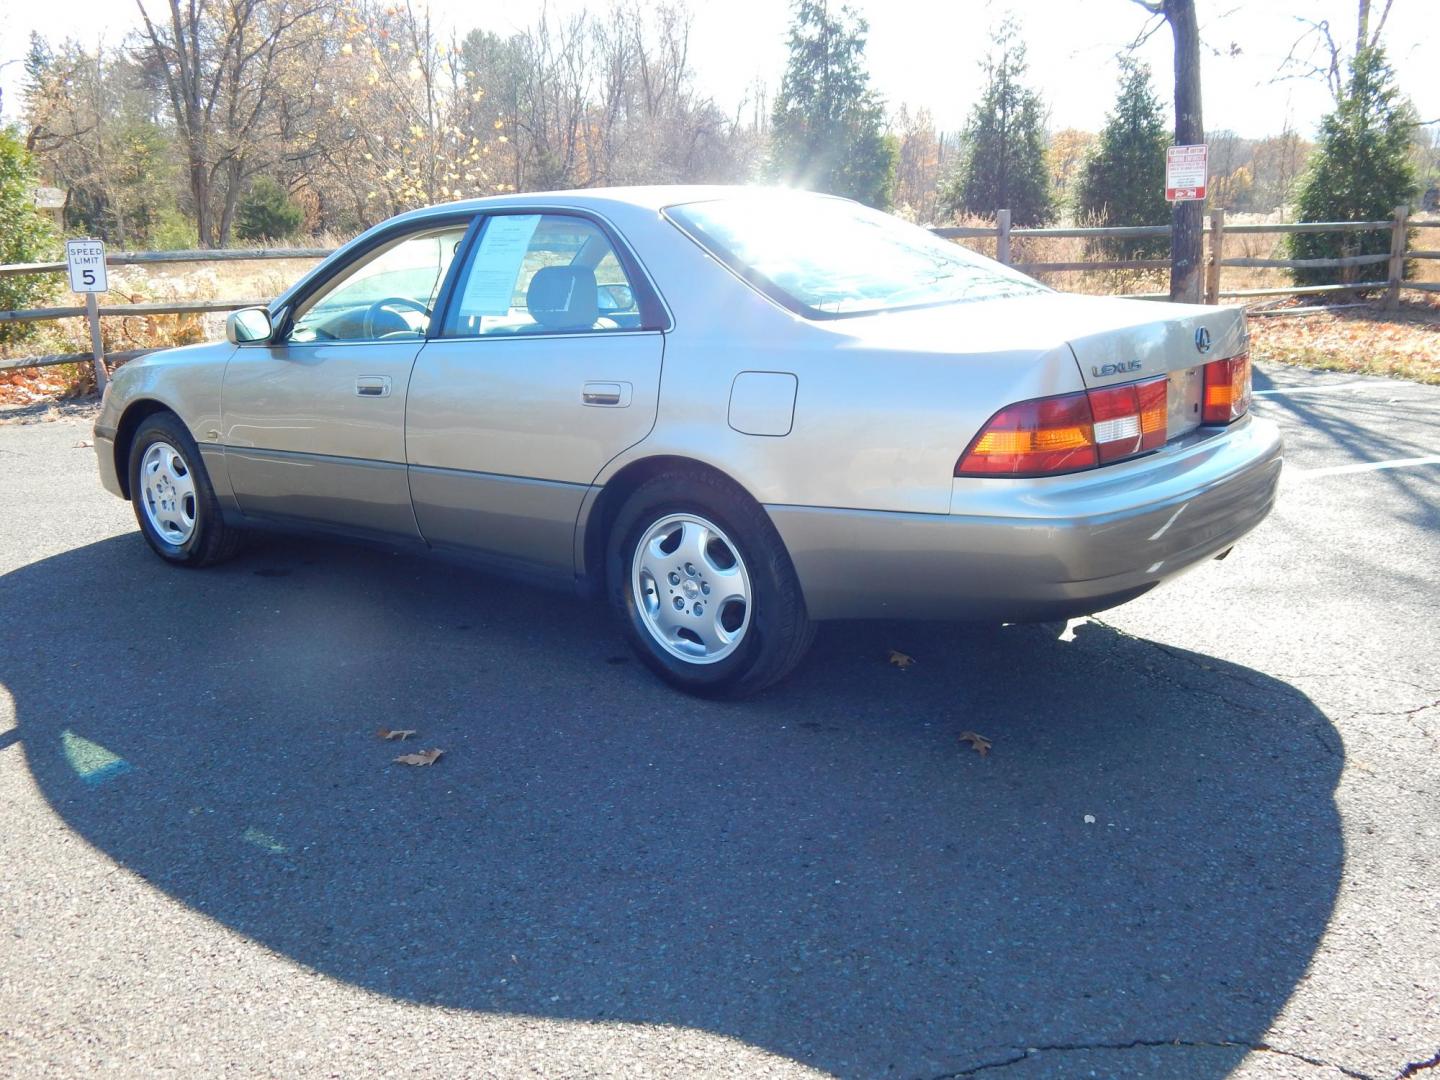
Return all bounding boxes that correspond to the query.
[2,532,1344,1079]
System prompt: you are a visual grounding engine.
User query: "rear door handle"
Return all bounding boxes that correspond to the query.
[582,381,631,407]
[356,375,392,398]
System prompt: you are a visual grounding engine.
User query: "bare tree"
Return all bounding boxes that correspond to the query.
[134,0,326,246]
[1276,0,1397,103]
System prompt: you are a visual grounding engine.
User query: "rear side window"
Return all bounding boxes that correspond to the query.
[443,213,648,337]
[667,193,1046,319]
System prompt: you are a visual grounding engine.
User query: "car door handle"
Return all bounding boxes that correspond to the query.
[356,376,392,398]
[582,381,631,407]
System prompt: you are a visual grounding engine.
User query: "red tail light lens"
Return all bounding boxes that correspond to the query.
[1202,353,1250,424]
[1088,376,1168,463]
[954,391,1097,476]
[956,377,1171,477]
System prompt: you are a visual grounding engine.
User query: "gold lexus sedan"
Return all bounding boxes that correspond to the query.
[94,186,1282,697]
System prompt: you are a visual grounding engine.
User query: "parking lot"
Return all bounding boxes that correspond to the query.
[0,363,1436,1079]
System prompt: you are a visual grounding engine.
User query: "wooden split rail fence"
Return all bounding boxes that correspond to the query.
[2,210,1437,384]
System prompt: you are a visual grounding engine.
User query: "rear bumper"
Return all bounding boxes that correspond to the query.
[767,416,1283,621]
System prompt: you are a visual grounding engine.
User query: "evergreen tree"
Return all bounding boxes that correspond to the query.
[0,127,59,345]
[236,177,304,242]
[769,0,895,208]
[1075,59,1171,258]
[1290,47,1417,287]
[944,19,1052,227]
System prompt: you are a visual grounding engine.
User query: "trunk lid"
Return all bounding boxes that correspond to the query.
[1063,296,1247,441]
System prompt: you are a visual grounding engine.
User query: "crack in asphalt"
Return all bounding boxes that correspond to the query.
[1344,699,1440,721]
[1400,1049,1440,1078]
[1273,673,1440,696]
[934,1039,1374,1079]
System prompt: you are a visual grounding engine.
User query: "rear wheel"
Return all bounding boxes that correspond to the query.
[128,412,244,567]
[607,470,813,698]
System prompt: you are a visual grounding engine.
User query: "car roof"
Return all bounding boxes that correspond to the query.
[398,184,842,224]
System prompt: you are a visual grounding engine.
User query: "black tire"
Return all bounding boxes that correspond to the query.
[606,469,814,698]
[128,412,245,567]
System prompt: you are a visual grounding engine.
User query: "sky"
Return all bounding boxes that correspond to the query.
[1,0,1436,141]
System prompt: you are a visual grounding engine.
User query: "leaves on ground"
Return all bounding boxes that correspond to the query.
[1248,294,1440,384]
[377,728,416,741]
[886,649,916,669]
[394,748,444,766]
[957,731,992,757]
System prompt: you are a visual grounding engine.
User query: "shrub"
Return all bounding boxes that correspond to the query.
[0,127,60,344]
[236,177,303,243]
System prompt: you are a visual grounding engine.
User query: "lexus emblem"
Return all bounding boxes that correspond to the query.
[1195,327,1212,354]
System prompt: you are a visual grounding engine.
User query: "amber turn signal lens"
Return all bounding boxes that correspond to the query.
[956,391,1098,477]
[1202,354,1250,424]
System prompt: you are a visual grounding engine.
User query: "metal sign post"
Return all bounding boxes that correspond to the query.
[65,239,109,393]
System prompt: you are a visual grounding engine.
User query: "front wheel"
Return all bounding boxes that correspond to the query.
[128,412,244,567]
[607,471,813,698]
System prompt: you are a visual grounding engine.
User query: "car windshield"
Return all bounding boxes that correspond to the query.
[666,193,1047,318]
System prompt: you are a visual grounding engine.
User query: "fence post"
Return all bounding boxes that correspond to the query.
[1205,207,1225,305]
[84,292,108,394]
[996,208,1012,266]
[1384,204,1409,311]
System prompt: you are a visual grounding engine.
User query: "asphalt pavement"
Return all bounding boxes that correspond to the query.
[0,363,1436,1079]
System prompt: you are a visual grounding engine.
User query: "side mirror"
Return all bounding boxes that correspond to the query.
[226,306,273,345]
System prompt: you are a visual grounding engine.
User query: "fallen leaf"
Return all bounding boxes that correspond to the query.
[887,649,916,669]
[957,731,992,757]
[394,748,443,766]
[377,728,417,741]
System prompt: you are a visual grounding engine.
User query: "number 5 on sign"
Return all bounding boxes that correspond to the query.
[66,239,108,293]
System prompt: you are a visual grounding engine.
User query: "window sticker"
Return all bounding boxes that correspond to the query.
[457,214,543,317]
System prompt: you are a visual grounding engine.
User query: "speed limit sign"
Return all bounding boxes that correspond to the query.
[66,239,108,293]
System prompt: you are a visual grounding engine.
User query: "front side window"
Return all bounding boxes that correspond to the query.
[444,213,641,337]
[666,193,1046,318]
[289,224,468,343]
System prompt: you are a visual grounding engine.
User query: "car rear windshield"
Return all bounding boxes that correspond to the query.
[665,194,1047,318]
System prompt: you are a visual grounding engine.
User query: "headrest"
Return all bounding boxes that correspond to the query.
[527,266,599,330]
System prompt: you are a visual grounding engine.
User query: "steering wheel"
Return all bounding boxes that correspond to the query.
[361,296,431,340]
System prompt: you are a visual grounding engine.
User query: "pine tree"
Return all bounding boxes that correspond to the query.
[769,0,895,209]
[944,18,1052,227]
[1075,59,1171,258]
[1290,47,1417,287]
[237,177,304,242]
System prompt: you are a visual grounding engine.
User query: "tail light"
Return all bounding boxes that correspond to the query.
[1088,376,1168,463]
[1202,353,1250,424]
[956,376,1169,478]
[954,391,1097,476]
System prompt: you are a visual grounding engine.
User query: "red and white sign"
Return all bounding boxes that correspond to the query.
[1165,144,1208,202]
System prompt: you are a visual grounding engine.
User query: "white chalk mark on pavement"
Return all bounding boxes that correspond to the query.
[1290,455,1440,478]
[1253,382,1385,397]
